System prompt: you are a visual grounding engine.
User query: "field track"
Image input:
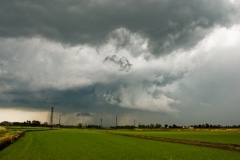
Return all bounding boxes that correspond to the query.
[110,133,240,152]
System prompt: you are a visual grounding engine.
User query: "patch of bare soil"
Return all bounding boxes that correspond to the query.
[111,133,240,152]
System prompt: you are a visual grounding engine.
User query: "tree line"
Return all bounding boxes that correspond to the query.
[0,120,46,127]
[1,121,240,129]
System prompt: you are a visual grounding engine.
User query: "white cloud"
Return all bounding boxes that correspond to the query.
[119,87,179,113]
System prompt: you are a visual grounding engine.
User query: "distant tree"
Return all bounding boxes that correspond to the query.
[206,123,209,128]
[138,124,146,128]
[32,120,41,126]
[155,123,162,128]
[86,125,102,129]
[78,123,83,128]
[26,120,31,125]
[150,124,155,129]
[164,124,168,128]
[13,122,21,126]
[42,122,48,126]
[0,121,10,126]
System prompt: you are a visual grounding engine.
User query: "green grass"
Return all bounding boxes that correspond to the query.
[0,129,240,160]
[5,126,50,132]
[109,129,240,144]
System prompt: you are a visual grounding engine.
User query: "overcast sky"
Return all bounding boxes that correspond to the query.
[0,0,240,126]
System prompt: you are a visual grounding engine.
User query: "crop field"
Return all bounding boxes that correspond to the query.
[109,129,240,144]
[0,129,240,160]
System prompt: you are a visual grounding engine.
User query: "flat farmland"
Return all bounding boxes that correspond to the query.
[0,129,240,160]
[109,129,240,144]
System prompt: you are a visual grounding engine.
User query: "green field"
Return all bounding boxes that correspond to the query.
[0,129,240,160]
[109,129,240,144]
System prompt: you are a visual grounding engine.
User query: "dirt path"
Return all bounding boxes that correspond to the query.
[111,133,240,152]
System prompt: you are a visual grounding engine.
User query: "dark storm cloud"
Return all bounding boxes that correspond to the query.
[0,74,178,113]
[0,83,123,113]
[0,0,238,55]
[1,0,240,125]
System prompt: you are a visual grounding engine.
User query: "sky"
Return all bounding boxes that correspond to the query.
[0,0,240,126]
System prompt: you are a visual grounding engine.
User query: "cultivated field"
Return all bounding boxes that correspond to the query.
[109,129,240,144]
[0,129,240,160]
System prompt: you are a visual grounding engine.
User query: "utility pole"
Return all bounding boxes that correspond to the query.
[100,117,102,128]
[59,114,61,127]
[116,116,118,129]
[50,107,54,129]
[134,119,135,127]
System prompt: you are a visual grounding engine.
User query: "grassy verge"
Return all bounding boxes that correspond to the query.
[0,127,25,151]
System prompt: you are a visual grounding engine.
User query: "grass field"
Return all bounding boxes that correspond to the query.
[0,129,240,160]
[5,126,50,132]
[109,129,240,144]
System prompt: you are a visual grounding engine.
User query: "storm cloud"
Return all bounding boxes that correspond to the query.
[0,0,240,125]
[0,0,239,56]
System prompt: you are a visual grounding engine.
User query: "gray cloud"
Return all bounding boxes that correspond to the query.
[103,55,132,72]
[0,0,238,56]
[76,112,93,117]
